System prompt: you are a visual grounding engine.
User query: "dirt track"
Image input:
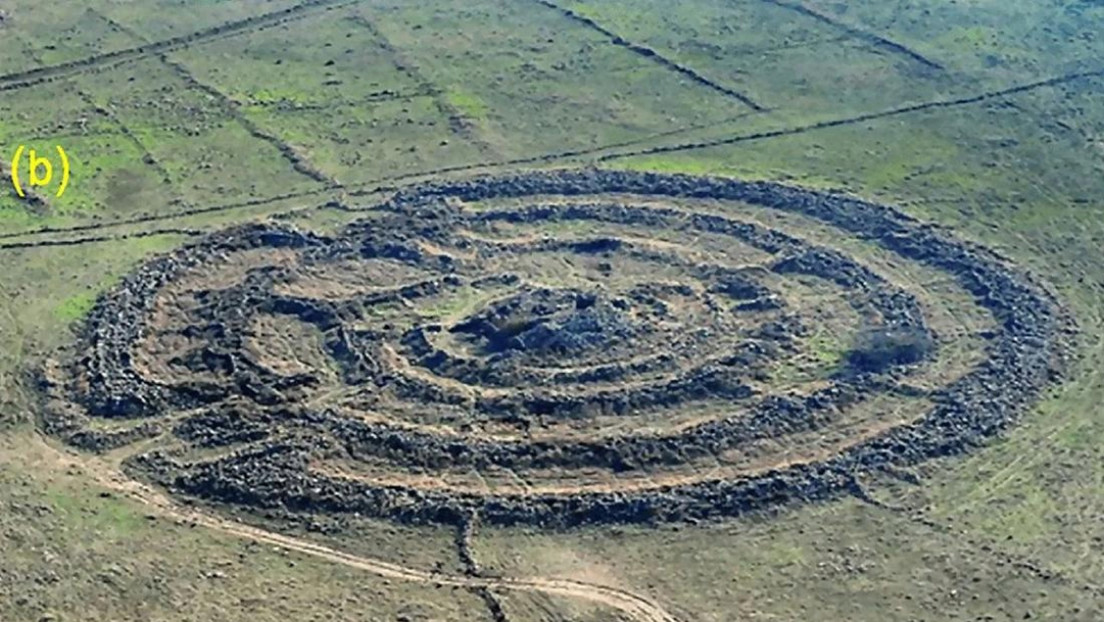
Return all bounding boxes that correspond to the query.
[41,433,682,622]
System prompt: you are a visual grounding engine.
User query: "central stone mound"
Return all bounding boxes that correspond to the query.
[451,288,642,357]
[39,169,1069,528]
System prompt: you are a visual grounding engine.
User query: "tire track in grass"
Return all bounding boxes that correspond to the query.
[456,514,514,622]
[37,435,682,622]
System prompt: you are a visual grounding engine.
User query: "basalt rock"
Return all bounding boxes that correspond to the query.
[41,170,1071,529]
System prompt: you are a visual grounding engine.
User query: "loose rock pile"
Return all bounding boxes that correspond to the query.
[40,169,1071,528]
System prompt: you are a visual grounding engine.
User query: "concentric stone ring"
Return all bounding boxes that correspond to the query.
[41,170,1068,527]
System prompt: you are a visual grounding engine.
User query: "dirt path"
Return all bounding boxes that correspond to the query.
[43,437,681,622]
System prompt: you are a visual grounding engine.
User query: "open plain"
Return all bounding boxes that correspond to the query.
[3,1,1104,621]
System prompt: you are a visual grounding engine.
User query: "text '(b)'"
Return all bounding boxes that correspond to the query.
[10,144,70,199]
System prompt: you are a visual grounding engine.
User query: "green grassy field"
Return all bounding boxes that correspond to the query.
[3,0,1104,620]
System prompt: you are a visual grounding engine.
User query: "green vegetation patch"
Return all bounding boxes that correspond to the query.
[561,0,956,120]
[96,0,304,41]
[360,0,747,159]
[241,95,485,185]
[54,291,97,322]
[811,0,1104,86]
[169,10,418,107]
[445,89,490,121]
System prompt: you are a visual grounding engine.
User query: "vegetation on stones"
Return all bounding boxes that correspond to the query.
[846,327,935,373]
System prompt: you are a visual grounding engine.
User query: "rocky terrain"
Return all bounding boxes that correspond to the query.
[39,169,1071,528]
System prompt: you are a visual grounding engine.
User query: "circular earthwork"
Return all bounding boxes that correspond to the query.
[40,169,1069,527]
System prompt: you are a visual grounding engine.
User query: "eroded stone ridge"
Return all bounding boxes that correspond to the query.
[40,170,1070,528]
